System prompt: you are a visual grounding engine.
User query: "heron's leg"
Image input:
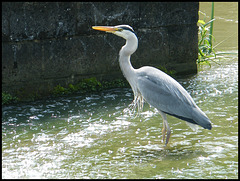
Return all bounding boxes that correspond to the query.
[162,119,166,143]
[164,119,171,146]
[159,111,171,146]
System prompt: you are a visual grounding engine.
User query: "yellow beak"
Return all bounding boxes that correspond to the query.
[92,26,118,32]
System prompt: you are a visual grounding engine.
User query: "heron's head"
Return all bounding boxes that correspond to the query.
[92,25,136,40]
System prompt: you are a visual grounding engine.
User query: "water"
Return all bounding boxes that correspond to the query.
[199,2,238,51]
[2,56,238,178]
[2,2,238,179]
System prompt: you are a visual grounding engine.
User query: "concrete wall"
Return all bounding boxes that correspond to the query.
[2,2,199,98]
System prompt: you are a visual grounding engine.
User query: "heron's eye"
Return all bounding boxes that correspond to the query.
[118,29,123,32]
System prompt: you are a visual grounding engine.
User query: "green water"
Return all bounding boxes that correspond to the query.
[2,2,238,179]
[2,55,238,178]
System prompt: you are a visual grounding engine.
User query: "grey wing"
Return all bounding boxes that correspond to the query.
[136,67,212,129]
[137,72,194,119]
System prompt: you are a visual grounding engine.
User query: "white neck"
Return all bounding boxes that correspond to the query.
[119,34,138,95]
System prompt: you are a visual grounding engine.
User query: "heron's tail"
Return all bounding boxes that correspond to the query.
[191,107,212,130]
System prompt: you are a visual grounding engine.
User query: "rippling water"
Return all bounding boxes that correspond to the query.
[2,54,238,178]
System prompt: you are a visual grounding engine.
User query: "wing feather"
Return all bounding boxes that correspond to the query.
[136,66,211,129]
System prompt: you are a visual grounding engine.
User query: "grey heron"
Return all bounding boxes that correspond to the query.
[92,25,212,146]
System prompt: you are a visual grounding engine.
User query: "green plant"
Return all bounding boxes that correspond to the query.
[52,84,69,95]
[82,77,102,91]
[2,92,19,105]
[52,78,103,96]
[197,2,217,66]
[198,2,238,66]
[101,79,129,89]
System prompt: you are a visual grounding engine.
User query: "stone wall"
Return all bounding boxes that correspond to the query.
[2,2,199,98]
